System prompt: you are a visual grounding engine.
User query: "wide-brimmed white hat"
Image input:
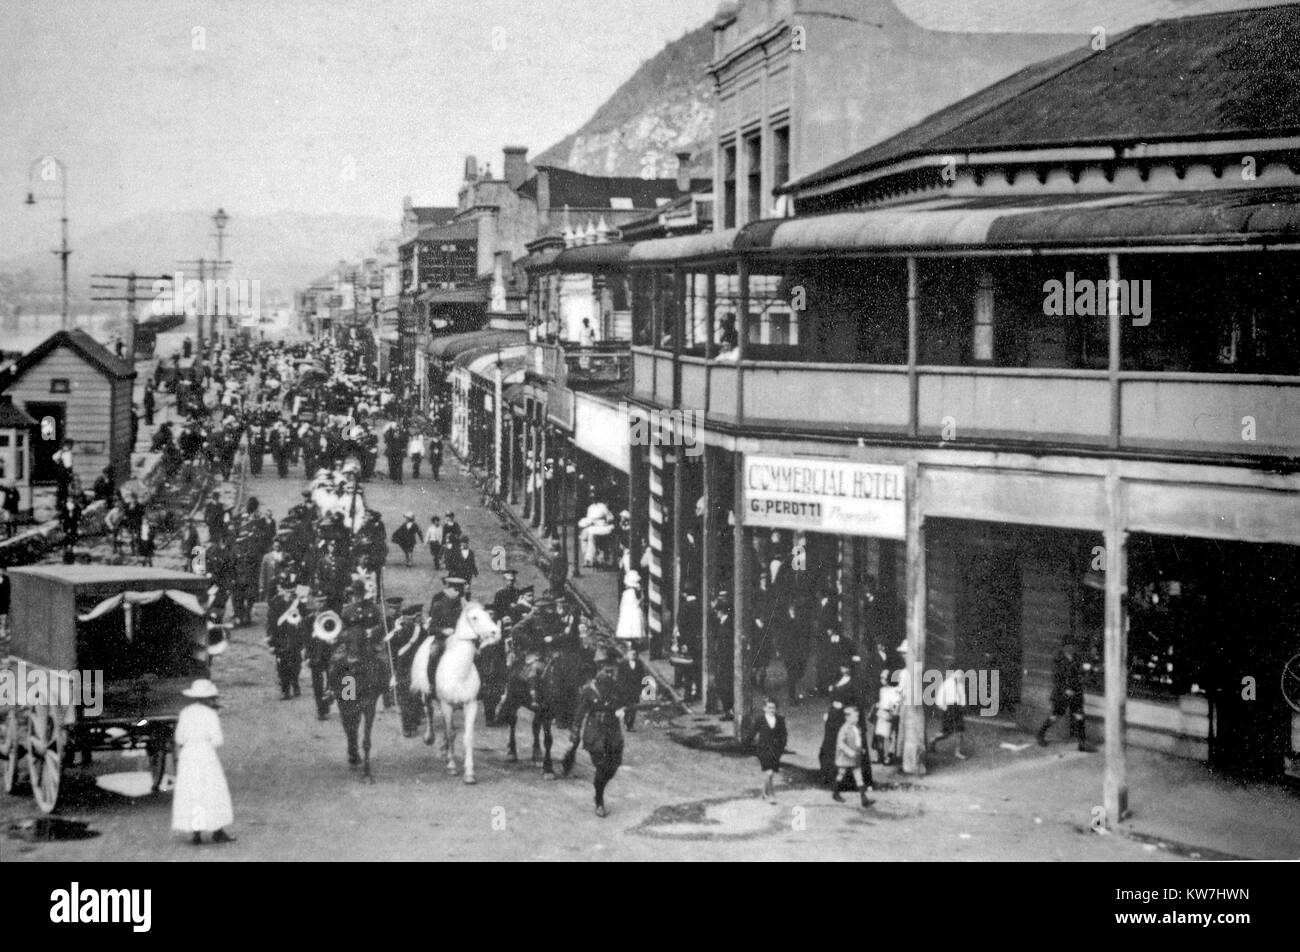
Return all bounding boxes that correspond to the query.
[182,678,220,699]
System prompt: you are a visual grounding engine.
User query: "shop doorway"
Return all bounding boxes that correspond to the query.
[25,401,65,485]
[959,537,1024,715]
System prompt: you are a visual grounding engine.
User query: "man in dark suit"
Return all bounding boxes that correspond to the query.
[819,661,860,787]
[444,537,479,593]
[745,697,788,802]
[204,491,228,544]
[616,644,650,731]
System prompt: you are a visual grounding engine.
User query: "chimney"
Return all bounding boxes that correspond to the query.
[503,146,529,191]
[676,151,693,193]
[537,169,551,215]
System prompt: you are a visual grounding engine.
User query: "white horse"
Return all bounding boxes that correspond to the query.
[309,469,368,533]
[409,602,502,784]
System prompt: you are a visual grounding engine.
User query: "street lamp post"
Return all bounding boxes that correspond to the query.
[25,157,71,330]
[211,207,229,344]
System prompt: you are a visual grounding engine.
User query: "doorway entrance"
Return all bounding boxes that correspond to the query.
[24,401,65,485]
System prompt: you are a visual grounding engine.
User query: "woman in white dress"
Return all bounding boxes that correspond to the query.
[615,571,645,645]
[172,679,235,845]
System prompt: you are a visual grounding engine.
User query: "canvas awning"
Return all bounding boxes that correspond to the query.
[554,243,631,272]
[735,188,1300,254]
[418,287,486,305]
[428,328,526,360]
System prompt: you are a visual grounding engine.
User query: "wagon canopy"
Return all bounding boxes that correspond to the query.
[6,566,211,671]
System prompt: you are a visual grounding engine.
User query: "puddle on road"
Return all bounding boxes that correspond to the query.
[8,817,100,842]
[633,796,786,840]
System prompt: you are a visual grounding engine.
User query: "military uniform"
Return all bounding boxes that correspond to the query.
[267,586,306,698]
[490,580,522,621]
[569,667,625,816]
[423,586,465,681]
[509,605,562,670]
[388,604,427,736]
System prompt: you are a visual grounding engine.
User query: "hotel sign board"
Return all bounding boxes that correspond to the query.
[743,455,906,540]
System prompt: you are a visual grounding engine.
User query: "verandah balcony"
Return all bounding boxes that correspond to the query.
[629,251,1300,459]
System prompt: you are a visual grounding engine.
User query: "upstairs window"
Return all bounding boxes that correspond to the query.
[745,133,763,224]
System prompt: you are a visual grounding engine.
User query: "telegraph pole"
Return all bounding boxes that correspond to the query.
[177,256,230,362]
[90,272,169,361]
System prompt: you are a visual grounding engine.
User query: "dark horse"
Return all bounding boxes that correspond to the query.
[328,616,392,781]
[495,646,592,777]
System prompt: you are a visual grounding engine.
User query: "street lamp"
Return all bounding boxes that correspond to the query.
[369,284,382,382]
[25,156,71,330]
[211,207,229,343]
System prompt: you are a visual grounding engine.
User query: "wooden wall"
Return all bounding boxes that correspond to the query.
[6,345,133,484]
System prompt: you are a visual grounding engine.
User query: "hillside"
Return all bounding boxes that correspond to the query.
[533,22,716,178]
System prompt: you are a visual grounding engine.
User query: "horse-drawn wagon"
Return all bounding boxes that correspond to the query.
[0,565,216,813]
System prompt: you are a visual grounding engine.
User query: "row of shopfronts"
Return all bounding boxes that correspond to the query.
[360,3,1300,828]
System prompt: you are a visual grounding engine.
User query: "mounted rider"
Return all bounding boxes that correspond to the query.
[420,576,467,685]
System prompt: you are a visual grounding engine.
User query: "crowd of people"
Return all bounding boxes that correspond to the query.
[144,334,644,820]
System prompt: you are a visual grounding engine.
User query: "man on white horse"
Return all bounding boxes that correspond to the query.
[424,576,467,678]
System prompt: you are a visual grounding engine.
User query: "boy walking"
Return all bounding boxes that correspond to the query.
[832,705,872,807]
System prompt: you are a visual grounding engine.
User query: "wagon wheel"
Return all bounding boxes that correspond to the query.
[27,705,67,814]
[0,708,20,795]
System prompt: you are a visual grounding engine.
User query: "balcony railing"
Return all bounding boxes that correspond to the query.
[631,346,1300,460]
[529,340,631,391]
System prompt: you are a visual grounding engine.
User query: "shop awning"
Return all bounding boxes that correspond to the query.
[554,242,631,272]
[418,287,486,305]
[504,382,527,411]
[735,188,1300,253]
[428,328,527,360]
[522,247,562,272]
[461,347,528,383]
[627,227,741,264]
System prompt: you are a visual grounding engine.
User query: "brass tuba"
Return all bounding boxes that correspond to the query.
[313,610,343,644]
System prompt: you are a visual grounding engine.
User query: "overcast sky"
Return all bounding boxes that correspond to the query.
[1,0,1274,256]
